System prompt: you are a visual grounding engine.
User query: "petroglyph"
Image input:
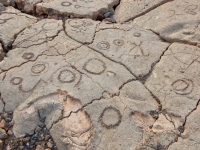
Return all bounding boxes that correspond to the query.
[89,26,169,77]
[134,0,200,45]
[36,0,119,19]
[146,43,200,129]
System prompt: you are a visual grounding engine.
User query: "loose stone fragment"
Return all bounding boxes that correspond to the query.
[0,43,4,61]
[134,0,200,45]
[65,19,100,44]
[0,128,6,139]
[0,6,37,50]
[36,0,119,19]
[145,43,200,128]
[89,25,169,77]
[114,0,170,23]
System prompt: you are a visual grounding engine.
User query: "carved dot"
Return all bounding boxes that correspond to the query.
[97,41,110,50]
[113,39,124,46]
[107,71,116,77]
[22,53,34,60]
[61,1,72,6]
[58,69,75,83]
[10,77,23,85]
[31,63,47,74]
[99,106,122,129]
[83,58,106,75]
[42,22,59,30]
[134,33,141,37]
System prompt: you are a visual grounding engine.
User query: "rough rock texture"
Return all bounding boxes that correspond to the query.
[146,43,200,129]
[114,0,170,23]
[0,43,4,61]
[0,0,200,149]
[0,6,37,50]
[134,0,200,46]
[13,19,63,49]
[89,25,169,77]
[36,0,119,19]
[168,104,200,150]
[65,19,100,44]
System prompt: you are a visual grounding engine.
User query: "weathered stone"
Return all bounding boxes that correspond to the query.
[145,43,200,128]
[14,0,41,13]
[0,6,37,50]
[84,81,159,149]
[134,0,200,45]
[65,45,135,93]
[0,43,4,61]
[114,0,170,23]
[0,140,3,150]
[1,31,81,71]
[0,119,5,128]
[65,19,100,44]
[13,19,63,49]
[35,145,44,150]
[36,0,119,19]
[168,103,200,150]
[89,25,169,77]
[0,128,6,139]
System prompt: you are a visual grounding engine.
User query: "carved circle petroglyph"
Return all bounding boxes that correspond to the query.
[97,41,110,50]
[22,53,34,60]
[171,79,194,95]
[57,69,76,83]
[83,58,106,75]
[31,62,48,75]
[184,5,198,15]
[10,77,23,85]
[42,22,59,30]
[61,2,72,7]
[113,39,124,46]
[99,106,122,129]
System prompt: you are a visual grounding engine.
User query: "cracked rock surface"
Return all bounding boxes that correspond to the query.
[134,0,200,46]
[0,0,200,149]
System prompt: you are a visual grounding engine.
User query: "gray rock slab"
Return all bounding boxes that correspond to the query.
[65,19,100,44]
[65,45,135,93]
[114,0,169,23]
[36,0,119,19]
[145,43,200,128]
[0,6,37,50]
[13,19,63,49]
[0,55,104,111]
[134,0,200,46]
[0,100,3,113]
[1,31,81,71]
[89,25,169,77]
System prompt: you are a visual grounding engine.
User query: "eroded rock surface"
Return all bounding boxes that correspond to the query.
[89,25,169,77]
[146,43,200,129]
[36,0,119,19]
[0,6,37,50]
[114,0,170,23]
[0,0,200,149]
[134,0,200,46]
[168,104,200,150]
